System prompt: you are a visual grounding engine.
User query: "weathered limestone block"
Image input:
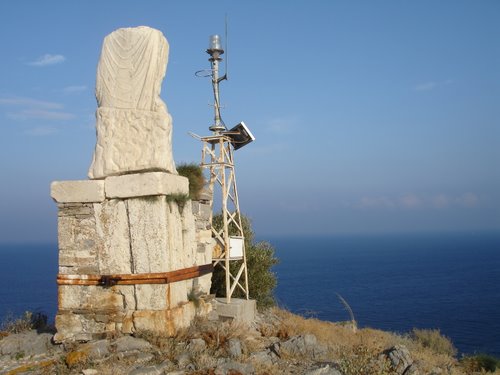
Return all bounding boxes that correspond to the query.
[94,200,131,274]
[180,200,196,269]
[134,284,169,310]
[131,300,211,336]
[127,196,169,273]
[105,172,188,199]
[88,26,175,179]
[165,201,189,306]
[58,203,99,274]
[51,180,105,203]
[58,285,125,311]
[115,285,137,310]
[89,108,175,178]
[126,196,170,311]
[54,313,105,342]
[192,200,215,294]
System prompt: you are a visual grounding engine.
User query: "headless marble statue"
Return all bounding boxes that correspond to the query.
[88,26,176,179]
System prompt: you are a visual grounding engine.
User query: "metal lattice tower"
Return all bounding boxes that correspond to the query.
[195,34,250,303]
[200,134,249,302]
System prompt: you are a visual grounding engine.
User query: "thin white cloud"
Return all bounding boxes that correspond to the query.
[356,196,395,209]
[0,95,74,122]
[456,192,479,208]
[357,193,422,209]
[414,81,437,91]
[432,194,450,209]
[247,142,288,156]
[23,126,58,136]
[265,117,297,134]
[28,54,66,67]
[62,85,87,94]
[0,96,62,109]
[398,193,422,208]
[7,109,75,121]
[414,80,453,92]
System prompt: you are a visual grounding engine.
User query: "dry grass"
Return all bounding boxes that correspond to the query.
[0,311,49,334]
[271,307,390,349]
[411,328,457,356]
[268,307,469,375]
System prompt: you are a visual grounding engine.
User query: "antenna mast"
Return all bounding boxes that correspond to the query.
[207,35,226,134]
[195,31,253,303]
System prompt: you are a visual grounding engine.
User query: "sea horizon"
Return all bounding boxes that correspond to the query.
[1,231,499,357]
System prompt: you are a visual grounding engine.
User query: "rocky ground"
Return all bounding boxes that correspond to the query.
[0,308,493,375]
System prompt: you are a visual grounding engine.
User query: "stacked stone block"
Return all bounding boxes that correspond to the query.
[52,173,214,342]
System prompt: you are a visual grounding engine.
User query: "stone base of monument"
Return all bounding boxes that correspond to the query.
[54,299,213,342]
[215,298,256,324]
[51,172,215,342]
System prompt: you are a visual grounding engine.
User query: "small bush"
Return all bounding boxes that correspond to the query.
[461,354,499,373]
[166,193,190,211]
[411,328,457,356]
[1,311,48,334]
[338,343,394,375]
[177,163,205,200]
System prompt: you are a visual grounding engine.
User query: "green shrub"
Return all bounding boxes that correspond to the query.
[461,354,499,373]
[177,163,205,200]
[166,193,190,211]
[210,214,279,309]
[411,328,457,356]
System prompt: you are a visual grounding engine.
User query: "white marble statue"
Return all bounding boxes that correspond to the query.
[88,26,176,179]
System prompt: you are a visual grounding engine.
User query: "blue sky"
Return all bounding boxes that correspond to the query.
[0,1,498,243]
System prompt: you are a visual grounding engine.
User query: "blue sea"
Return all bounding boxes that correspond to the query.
[1,232,499,357]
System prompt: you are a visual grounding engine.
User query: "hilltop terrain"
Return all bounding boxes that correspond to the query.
[1,307,497,375]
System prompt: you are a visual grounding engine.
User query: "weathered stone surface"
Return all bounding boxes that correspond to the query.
[127,196,169,273]
[94,199,131,274]
[64,340,110,367]
[51,180,105,203]
[165,201,189,307]
[216,298,256,324]
[135,284,169,310]
[279,334,327,359]
[129,363,170,375]
[58,285,125,311]
[57,203,98,274]
[227,338,243,358]
[54,313,103,342]
[88,26,175,178]
[132,304,195,336]
[95,27,167,111]
[105,172,188,199]
[0,331,54,356]
[304,365,342,375]
[383,345,418,375]
[114,336,152,352]
[249,350,274,365]
[215,360,255,375]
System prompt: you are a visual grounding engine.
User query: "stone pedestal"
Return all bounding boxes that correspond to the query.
[215,298,256,324]
[51,26,215,342]
[51,173,214,342]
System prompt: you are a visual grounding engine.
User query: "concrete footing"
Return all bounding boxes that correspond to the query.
[215,298,256,324]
